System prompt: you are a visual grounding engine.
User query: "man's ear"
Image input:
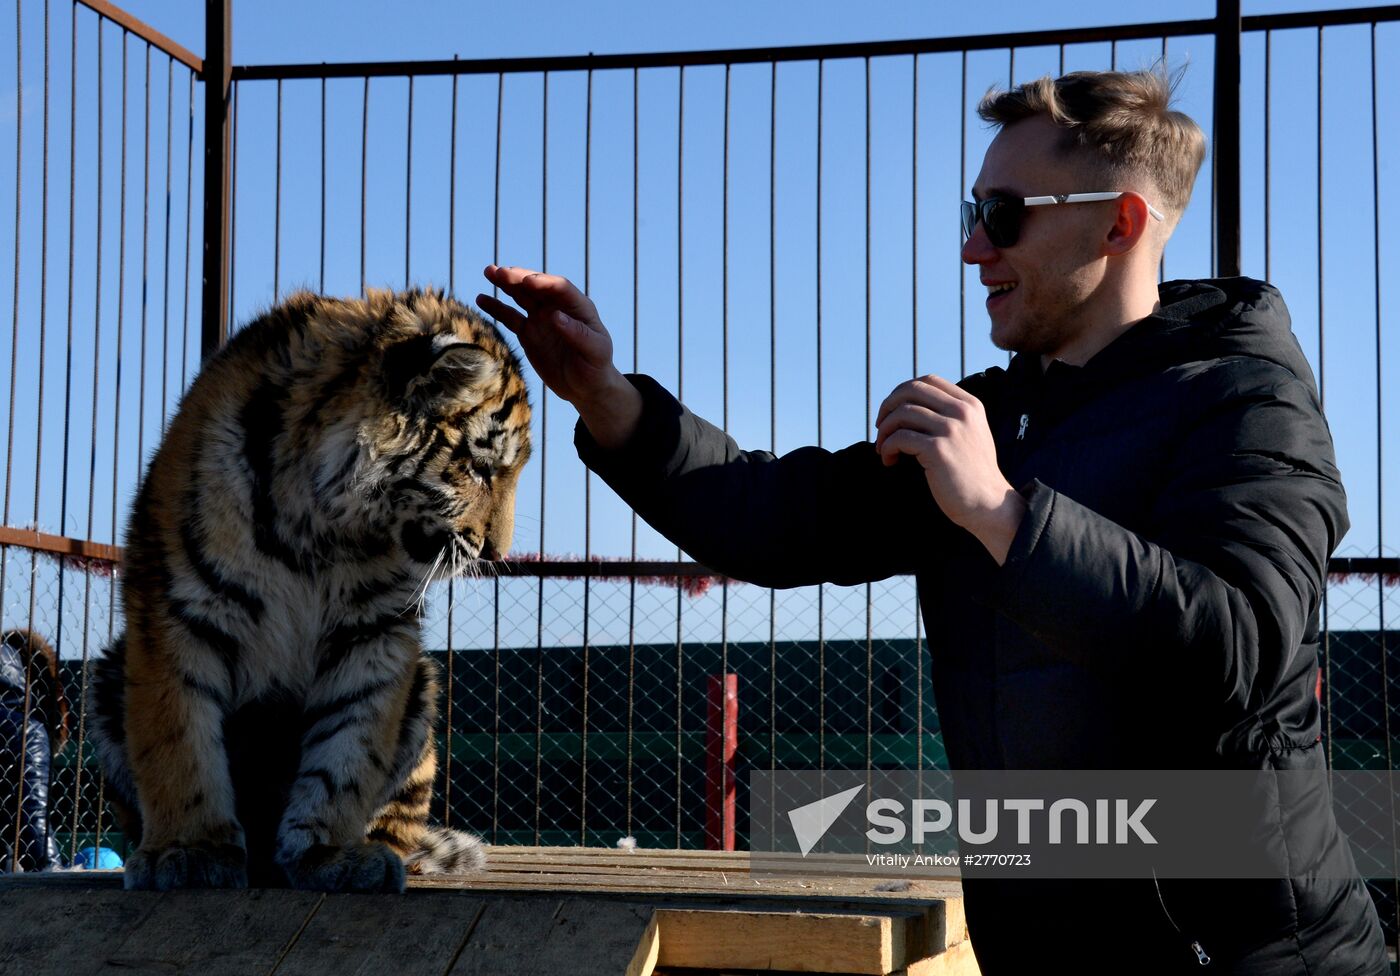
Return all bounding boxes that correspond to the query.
[1103,192,1154,257]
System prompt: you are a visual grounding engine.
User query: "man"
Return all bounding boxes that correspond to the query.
[477,69,1388,973]
[1,629,69,873]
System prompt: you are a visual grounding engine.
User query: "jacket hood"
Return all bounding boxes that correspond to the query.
[1085,276,1319,389]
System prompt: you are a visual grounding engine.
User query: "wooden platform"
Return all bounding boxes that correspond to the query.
[0,848,979,976]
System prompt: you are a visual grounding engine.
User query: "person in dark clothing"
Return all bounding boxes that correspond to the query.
[1,628,71,873]
[475,68,1388,974]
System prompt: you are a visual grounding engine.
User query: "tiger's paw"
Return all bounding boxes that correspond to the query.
[123,842,249,891]
[284,842,406,894]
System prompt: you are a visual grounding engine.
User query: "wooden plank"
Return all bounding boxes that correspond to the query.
[448,898,656,976]
[0,871,123,890]
[942,897,969,948]
[487,853,751,873]
[630,911,661,976]
[0,887,160,976]
[483,861,728,879]
[485,887,947,964]
[894,939,982,976]
[495,846,750,859]
[271,891,487,976]
[414,870,963,903]
[655,908,904,974]
[101,889,324,976]
[1,861,967,974]
[423,876,960,969]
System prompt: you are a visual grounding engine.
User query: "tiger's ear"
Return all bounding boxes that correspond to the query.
[406,338,499,407]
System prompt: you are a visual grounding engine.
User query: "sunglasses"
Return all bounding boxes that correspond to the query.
[960,192,1167,249]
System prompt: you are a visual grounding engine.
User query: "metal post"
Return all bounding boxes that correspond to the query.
[1213,0,1241,278]
[705,673,738,851]
[200,0,231,359]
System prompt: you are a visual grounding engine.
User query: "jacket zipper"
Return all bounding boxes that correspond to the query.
[1152,869,1211,966]
[1016,413,1029,440]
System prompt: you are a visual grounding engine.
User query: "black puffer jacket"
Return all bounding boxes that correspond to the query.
[576,278,1388,974]
[1,640,61,873]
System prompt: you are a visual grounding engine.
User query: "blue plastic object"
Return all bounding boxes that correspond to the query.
[73,845,124,869]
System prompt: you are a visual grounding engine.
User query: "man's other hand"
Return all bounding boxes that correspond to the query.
[874,375,1026,565]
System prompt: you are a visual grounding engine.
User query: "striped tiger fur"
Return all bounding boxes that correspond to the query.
[88,288,530,893]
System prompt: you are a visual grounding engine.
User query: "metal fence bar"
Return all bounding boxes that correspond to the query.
[1263,30,1271,284]
[135,43,148,492]
[491,69,503,846]
[674,64,685,848]
[3,0,27,874]
[627,65,639,839]
[581,64,593,844]
[1318,28,1331,770]
[767,57,777,833]
[816,58,825,774]
[1246,3,1400,30]
[83,5,106,677]
[440,61,459,832]
[4,0,24,554]
[18,3,48,853]
[225,6,1400,85]
[111,27,126,548]
[442,575,455,828]
[534,70,548,847]
[272,77,281,301]
[160,55,172,431]
[61,3,84,837]
[1214,0,1242,277]
[911,53,924,772]
[199,0,228,359]
[181,70,192,384]
[447,65,455,293]
[958,51,967,378]
[864,55,873,774]
[58,0,77,669]
[34,0,50,565]
[358,76,367,295]
[1159,35,1167,284]
[720,60,731,847]
[317,76,324,292]
[226,78,236,337]
[229,18,1224,83]
[1369,19,1399,943]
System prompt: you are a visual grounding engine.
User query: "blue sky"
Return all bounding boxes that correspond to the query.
[0,0,1395,650]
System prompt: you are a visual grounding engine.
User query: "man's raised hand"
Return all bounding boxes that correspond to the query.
[477,265,642,450]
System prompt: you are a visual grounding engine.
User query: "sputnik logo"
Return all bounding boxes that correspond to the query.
[787,785,863,856]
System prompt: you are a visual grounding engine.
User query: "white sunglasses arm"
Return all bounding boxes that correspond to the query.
[1021,192,1166,222]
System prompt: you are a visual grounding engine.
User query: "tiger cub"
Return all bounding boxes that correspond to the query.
[89,288,530,893]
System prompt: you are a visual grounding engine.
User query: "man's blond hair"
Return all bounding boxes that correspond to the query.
[978,68,1206,223]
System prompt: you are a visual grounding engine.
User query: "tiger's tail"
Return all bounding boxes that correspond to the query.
[368,668,487,875]
[404,826,486,874]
